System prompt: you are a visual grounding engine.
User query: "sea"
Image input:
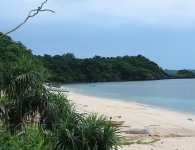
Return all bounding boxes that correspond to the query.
[62,79,195,114]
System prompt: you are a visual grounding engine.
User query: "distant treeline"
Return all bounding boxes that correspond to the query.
[37,53,169,83]
[1,33,194,84]
[165,69,195,78]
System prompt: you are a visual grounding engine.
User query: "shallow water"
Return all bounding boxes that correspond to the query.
[63,79,195,114]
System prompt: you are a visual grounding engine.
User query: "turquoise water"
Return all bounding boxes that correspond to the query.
[63,79,195,114]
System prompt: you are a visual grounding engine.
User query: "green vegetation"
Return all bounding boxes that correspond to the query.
[0,34,120,150]
[2,32,193,149]
[38,54,169,83]
[0,127,51,150]
[164,69,195,78]
[176,69,195,78]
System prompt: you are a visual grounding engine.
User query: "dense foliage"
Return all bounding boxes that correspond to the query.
[176,69,195,78]
[38,53,169,83]
[0,34,120,150]
[0,33,50,133]
[0,127,51,150]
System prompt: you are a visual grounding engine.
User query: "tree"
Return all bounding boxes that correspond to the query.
[0,1,121,147]
[0,33,120,149]
[1,55,48,131]
[177,69,195,78]
[39,53,169,83]
[1,0,54,36]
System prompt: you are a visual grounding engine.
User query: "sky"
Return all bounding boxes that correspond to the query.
[1,0,195,69]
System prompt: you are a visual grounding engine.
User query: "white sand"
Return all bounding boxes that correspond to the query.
[66,91,195,150]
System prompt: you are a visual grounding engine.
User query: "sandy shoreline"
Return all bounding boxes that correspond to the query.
[65,90,195,150]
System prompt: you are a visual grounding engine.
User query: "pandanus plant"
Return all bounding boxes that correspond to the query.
[0,54,50,132]
[0,54,121,149]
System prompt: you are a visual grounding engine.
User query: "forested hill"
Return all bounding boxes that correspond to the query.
[0,34,168,83]
[0,33,35,66]
[38,53,169,83]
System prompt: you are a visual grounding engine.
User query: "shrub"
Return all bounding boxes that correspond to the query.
[81,114,120,150]
[0,127,52,150]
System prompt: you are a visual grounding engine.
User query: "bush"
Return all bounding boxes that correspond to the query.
[0,127,52,150]
[81,114,120,150]
[0,35,121,150]
[52,113,120,150]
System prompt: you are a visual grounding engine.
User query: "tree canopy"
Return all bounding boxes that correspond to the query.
[176,69,195,78]
[38,54,169,83]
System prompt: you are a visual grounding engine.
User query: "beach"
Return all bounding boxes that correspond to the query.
[66,90,195,150]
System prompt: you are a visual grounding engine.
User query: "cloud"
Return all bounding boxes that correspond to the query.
[46,0,195,26]
[1,0,195,31]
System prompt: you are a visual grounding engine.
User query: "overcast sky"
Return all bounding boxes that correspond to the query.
[1,0,195,69]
